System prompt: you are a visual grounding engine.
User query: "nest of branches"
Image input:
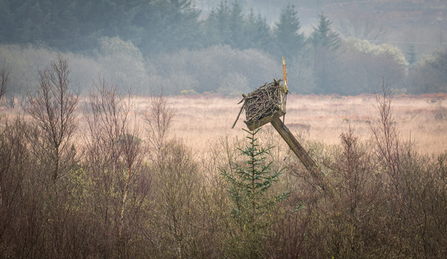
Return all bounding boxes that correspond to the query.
[232,79,287,129]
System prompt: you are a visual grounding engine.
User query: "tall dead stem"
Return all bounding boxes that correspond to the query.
[370,79,402,215]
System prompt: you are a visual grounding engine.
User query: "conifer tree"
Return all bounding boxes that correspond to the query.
[221,127,289,257]
[309,12,341,50]
[201,1,230,47]
[244,9,273,51]
[228,1,245,48]
[309,13,342,94]
[273,4,305,60]
[202,1,246,49]
[406,44,417,66]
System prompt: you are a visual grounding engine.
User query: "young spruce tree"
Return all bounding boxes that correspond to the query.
[221,127,289,257]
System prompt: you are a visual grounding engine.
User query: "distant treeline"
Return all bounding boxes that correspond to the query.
[0,0,282,56]
[0,0,446,96]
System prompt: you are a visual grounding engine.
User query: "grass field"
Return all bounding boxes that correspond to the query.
[2,93,445,155]
[133,93,447,155]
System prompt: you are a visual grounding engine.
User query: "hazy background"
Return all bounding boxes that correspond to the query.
[1,0,446,101]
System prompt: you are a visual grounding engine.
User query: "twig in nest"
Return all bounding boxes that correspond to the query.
[232,79,285,128]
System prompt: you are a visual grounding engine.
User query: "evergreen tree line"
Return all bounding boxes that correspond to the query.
[1,0,296,56]
[1,56,447,258]
[1,0,446,96]
[0,0,200,54]
[0,0,324,59]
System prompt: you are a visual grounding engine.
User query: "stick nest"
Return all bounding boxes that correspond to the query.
[232,79,286,128]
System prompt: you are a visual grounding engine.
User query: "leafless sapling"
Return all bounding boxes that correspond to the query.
[144,92,174,161]
[26,54,79,185]
[84,77,146,252]
[370,79,402,214]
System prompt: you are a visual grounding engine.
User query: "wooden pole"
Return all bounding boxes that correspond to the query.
[282,57,288,94]
[270,114,318,173]
[270,113,329,194]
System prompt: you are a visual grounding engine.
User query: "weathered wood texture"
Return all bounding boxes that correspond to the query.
[270,114,324,181]
[243,79,286,129]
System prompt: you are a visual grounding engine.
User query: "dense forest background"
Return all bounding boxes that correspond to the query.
[1,0,447,99]
[0,0,446,99]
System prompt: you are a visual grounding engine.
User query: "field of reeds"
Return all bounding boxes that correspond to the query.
[133,93,447,155]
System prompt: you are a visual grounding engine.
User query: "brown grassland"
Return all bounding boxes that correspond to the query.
[133,93,447,156]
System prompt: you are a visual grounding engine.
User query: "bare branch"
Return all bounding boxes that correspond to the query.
[0,60,11,104]
[144,92,174,154]
[26,54,79,183]
[369,79,402,214]
[83,76,144,243]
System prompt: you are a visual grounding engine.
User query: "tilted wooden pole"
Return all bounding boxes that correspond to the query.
[271,115,316,172]
[270,113,327,190]
[278,58,328,193]
[282,57,288,94]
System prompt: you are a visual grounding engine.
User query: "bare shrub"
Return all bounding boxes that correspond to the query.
[26,54,79,184]
[370,80,403,214]
[323,127,389,257]
[144,92,174,156]
[394,150,447,257]
[0,117,44,258]
[264,188,314,258]
[148,139,204,258]
[0,60,11,104]
[23,54,83,257]
[83,78,149,257]
[196,135,251,257]
[143,92,222,257]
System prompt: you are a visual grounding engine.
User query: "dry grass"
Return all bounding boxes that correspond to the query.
[2,93,446,155]
[133,93,447,155]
